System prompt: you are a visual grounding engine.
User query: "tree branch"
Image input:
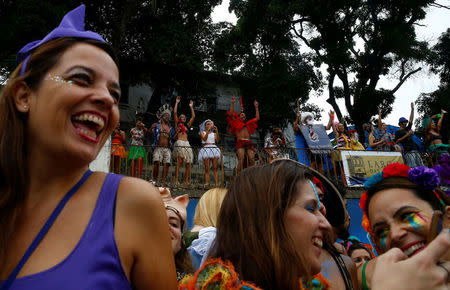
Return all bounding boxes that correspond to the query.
[430,3,450,10]
[390,67,422,94]
[291,22,323,59]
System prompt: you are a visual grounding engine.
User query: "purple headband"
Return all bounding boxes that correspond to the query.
[16,4,106,76]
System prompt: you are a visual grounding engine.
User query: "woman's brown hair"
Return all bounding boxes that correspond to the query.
[211,160,312,289]
[0,37,117,264]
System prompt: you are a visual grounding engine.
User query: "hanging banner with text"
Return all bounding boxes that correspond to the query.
[340,150,404,187]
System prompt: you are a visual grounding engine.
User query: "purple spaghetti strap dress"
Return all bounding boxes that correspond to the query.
[2,173,132,290]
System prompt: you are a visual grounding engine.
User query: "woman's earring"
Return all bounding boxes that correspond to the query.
[24,105,28,109]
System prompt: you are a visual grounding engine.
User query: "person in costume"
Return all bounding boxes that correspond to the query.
[357,162,450,289]
[377,107,401,152]
[110,122,126,174]
[180,159,333,289]
[0,5,177,289]
[293,108,333,172]
[395,102,423,167]
[226,96,259,174]
[173,96,195,184]
[332,120,351,150]
[128,117,148,178]
[198,119,221,185]
[158,187,193,281]
[264,127,286,163]
[348,243,373,269]
[150,104,175,184]
[349,129,365,150]
[424,109,448,158]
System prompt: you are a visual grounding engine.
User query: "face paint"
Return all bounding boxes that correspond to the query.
[404,212,427,231]
[45,74,73,86]
[375,229,389,251]
[308,180,321,210]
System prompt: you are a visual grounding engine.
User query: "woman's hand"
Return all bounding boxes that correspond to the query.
[372,230,450,290]
[176,96,181,103]
[189,100,193,107]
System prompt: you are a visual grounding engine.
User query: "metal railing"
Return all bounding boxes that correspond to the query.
[108,144,444,189]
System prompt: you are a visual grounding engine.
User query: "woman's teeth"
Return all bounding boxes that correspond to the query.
[73,113,105,130]
[403,242,425,257]
[77,127,97,138]
[312,237,323,248]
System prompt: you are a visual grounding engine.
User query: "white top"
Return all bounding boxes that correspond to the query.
[202,132,216,144]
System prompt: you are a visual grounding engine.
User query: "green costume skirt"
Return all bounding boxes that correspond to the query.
[127,145,147,163]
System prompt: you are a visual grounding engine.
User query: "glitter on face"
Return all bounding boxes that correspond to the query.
[45,74,73,86]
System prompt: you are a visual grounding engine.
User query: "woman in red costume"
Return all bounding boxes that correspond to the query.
[110,123,126,174]
[227,96,259,174]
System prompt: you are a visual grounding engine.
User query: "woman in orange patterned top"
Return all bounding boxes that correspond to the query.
[110,123,126,174]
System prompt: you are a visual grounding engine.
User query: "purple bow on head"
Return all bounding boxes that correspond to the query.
[16,4,106,76]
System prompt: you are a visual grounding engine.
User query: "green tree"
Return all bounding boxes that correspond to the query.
[416,28,450,142]
[212,0,322,133]
[289,0,446,133]
[0,0,222,119]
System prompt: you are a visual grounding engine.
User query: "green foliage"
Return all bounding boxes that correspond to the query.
[213,0,322,132]
[416,29,450,142]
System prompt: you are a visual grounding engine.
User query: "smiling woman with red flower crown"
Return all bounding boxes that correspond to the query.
[357,162,450,289]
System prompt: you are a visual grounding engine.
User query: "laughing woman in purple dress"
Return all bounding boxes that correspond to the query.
[0,5,177,289]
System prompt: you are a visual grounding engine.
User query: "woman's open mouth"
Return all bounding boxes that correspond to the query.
[72,111,106,142]
[401,241,425,257]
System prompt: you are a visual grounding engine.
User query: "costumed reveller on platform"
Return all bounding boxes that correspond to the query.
[368,125,384,151]
[357,162,450,290]
[349,129,365,150]
[395,102,423,167]
[293,107,333,171]
[264,127,286,163]
[424,109,448,157]
[0,5,177,289]
[127,117,148,178]
[198,119,221,185]
[332,119,351,150]
[173,96,195,184]
[158,187,193,281]
[110,122,126,174]
[150,104,175,184]
[377,107,401,152]
[226,96,259,174]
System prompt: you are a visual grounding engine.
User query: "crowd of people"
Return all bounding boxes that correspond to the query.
[1,5,450,290]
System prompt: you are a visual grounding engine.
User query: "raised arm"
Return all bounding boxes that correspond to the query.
[254,100,259,121]
[228,96,236,115]
[409,102,414,125]
[174,96,180,125]
[437,110,445,132]
[331,119,339,139]
[293,111,302,133]
[378,107,382,130]
[326,110,334,131]
[187,100,195,127]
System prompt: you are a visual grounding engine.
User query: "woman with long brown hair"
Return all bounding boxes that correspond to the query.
[0,5,176,289]
[180,159,332,289]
